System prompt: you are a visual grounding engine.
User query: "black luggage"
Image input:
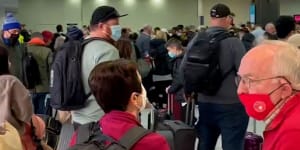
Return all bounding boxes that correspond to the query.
[155,96,197,150]
[148,79,172,108]
[244,120,263,150]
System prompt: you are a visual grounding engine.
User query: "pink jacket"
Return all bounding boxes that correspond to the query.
[0,75,33,135]
[263,94,300,150]
[70,111,170,150]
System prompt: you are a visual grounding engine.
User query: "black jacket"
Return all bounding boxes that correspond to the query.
[150,39,171,75]
[242,33,255,51]
[168,53,185,102]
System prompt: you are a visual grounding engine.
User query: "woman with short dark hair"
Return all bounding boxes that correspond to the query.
[89,59,143,113]
[69,59,169,150]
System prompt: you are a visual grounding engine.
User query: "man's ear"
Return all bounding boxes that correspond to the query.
[97,23,105,30]
[281,83,293,99]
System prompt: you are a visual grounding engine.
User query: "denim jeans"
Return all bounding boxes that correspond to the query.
[31,93,51,115]
[196,102,249,150]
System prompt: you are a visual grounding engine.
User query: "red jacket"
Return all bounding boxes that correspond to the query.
[69,111,170,150]
[263,94,300,150]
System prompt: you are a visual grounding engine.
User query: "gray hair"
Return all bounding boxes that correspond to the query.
[143,24,152,30]
[265,22,275,30]
[265,40,300,89]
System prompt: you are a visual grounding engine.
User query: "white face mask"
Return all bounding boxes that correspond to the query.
[139,84,147,111]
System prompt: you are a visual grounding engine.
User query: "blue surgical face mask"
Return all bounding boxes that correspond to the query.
[110,25,122,41]
[168,51,177,58]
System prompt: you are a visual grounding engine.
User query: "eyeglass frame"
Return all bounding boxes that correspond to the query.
[235,75,291,89]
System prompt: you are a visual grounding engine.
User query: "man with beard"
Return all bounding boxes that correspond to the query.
[0,13,25,82]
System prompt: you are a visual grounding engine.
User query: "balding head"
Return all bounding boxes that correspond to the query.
[265,22,276,35]
[239,42,277,79]
[238,40,300,105]
[239,40,300,89]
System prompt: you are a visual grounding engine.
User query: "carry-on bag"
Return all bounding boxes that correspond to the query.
[244,120,263,150]
[155,94,197,150]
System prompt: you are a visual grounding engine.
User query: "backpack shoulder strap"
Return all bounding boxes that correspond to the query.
[213,31,234,79]
[82,37,105,47]
[118,126,151,149]
[209,31,230,43]
[77,122,116,145]
[76,122,97,143]
[79,38,105,98]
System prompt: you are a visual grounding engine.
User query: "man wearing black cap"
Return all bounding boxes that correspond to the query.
[71,6,127,127]
[183,3,248,150]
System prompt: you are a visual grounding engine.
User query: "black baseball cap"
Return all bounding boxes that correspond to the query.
[210,3,231,18]
[90,6,128,25]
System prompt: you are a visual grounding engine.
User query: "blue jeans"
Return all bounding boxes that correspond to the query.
[196,102,249,150]
[32,93,51,115]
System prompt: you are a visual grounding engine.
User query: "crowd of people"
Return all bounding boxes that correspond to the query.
[1,2,300,150]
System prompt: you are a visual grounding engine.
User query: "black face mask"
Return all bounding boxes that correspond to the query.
[9,34,19,46]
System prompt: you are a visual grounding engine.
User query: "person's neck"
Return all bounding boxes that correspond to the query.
[89,31,114,45]
[126,110,139,120]
[264,95,293,127]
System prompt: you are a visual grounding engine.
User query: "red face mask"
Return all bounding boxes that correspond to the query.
[238,84,285,120]
[239,94,275,120]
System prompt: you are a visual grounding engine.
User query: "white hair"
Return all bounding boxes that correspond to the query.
[265,22,275,30]
[287,34,300,48]
[265,40,300,89]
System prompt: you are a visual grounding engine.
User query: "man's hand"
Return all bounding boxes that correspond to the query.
[184,93,194,103]
[165,86,171,94]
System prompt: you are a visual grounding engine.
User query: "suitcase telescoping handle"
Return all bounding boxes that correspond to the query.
[185,95,195,126]
[253,119,257,133]
[167,94,174,116]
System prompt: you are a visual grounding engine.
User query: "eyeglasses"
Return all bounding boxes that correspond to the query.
[235,75,290,89]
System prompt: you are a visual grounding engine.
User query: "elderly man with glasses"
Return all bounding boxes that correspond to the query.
[237,40,300,150]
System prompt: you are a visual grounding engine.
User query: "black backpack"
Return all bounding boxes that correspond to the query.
[68,122,151,150]
[22,47,42,89]
[50,38,101,110]
[182,31,231,96]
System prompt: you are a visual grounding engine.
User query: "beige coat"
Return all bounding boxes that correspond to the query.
[0,75,33,135]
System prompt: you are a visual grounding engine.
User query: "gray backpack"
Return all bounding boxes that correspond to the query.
[68,122,151,150]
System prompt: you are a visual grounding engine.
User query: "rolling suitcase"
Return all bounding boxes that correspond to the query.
[244,120,263,150]
[155,94,197,150]
[148,79,172,108]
